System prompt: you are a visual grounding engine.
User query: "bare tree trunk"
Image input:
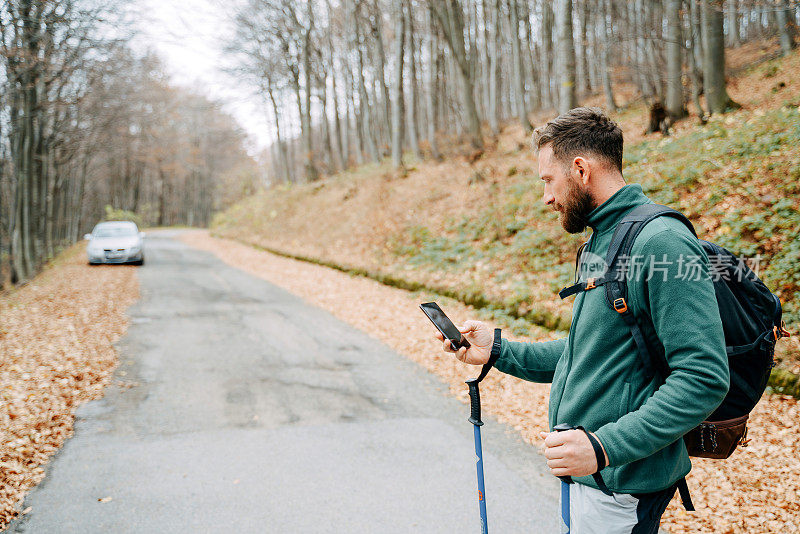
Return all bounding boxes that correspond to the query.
[541,2,555,108]
[521,0,540,111]
[267,86,289,182]
[391,0,406,168]
[727,0,740,46]
[487,0,500,134]
[556,0,577,114]
[508,0,532,131]
[426,7,443,160]
[687,0,707,120]
[406,3,422,160]
[370,0,392,149]
[776,0,797,55]
[354,1,380,162]
[301,1,319,181]
[343,60,359,165]
[327,0,347,169]
[640,0,662,100]
[578,0,591,96]
[589,1,601,90]
[479,0,491,120]
[693,0,705,79]
[601,0,618,111]
[666,0,687,120]
[319,73,336,172]
[430,0,484,150]
[703,0,738,114]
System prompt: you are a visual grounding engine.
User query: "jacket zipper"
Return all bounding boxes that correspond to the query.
[553,234,593,426]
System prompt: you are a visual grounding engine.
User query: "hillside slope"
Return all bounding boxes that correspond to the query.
[214,47,800,374]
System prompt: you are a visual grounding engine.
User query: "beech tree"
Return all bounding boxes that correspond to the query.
[556,0,576,114]
[703,0,739,114]
[665,0,687,120]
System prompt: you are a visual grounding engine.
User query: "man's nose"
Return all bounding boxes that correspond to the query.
[542,189,555,206]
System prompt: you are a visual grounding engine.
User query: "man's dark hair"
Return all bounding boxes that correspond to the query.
[533,107,623,173]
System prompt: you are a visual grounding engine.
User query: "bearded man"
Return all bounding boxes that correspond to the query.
[435,107,728,533]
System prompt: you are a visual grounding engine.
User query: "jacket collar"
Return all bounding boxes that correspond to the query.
[585,183,650,235]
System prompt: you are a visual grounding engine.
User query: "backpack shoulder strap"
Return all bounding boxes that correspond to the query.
[604,203,696,276]
[604,203,696,379]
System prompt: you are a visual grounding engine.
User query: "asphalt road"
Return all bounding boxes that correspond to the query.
[9,232,559,533]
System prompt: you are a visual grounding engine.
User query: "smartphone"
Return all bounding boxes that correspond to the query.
[419,302,471,351]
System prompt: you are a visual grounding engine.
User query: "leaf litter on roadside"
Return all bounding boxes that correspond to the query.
[0,246,138,529]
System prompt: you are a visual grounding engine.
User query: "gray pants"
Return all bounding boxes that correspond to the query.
[560,482,676,534]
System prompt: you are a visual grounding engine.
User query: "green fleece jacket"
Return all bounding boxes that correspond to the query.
[495,183,729,493]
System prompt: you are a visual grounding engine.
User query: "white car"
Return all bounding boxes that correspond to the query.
[85,221,145,265]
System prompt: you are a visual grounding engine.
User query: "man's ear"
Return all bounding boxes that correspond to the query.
[573,157,590,186]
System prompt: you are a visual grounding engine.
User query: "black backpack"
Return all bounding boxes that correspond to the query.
[559,203,791,508]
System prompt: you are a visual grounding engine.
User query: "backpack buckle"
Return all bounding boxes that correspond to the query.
[613,298,628,314]
[739,425,750,448]
[585,278,596,290]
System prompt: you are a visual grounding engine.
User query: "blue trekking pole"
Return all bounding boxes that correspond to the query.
[464,328,501,534]
[466,377,488,534]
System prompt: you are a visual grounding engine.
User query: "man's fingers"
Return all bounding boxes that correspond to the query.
[434,332,444,342]
[459,320,479,334]
[543,444,565,460]
[544,429,571,448]
[456,346,467,361]
[549,467,573,477]
[546,458,569,470]
[442,339,455,353]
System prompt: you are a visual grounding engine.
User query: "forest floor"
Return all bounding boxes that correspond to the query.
[182,230,799,533]
[0,246,138,529]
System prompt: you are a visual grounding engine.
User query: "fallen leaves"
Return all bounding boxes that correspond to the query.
[0,245,138,529]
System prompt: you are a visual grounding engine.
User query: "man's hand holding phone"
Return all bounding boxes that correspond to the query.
[435,320,493,365]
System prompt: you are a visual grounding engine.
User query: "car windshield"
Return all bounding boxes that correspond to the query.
[94,225,137,238]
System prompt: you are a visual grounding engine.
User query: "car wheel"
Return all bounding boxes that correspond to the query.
[134,257,144,266]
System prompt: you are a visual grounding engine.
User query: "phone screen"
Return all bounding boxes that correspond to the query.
[420,302,470,349]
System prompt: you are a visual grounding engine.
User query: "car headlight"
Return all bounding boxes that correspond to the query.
[129,245,141,254]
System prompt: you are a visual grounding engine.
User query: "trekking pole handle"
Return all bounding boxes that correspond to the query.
[465,329,502,426]
[466,378,483,426]
[553,424,576,484]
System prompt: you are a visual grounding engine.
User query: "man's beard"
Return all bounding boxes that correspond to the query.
[555,178,595,234]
